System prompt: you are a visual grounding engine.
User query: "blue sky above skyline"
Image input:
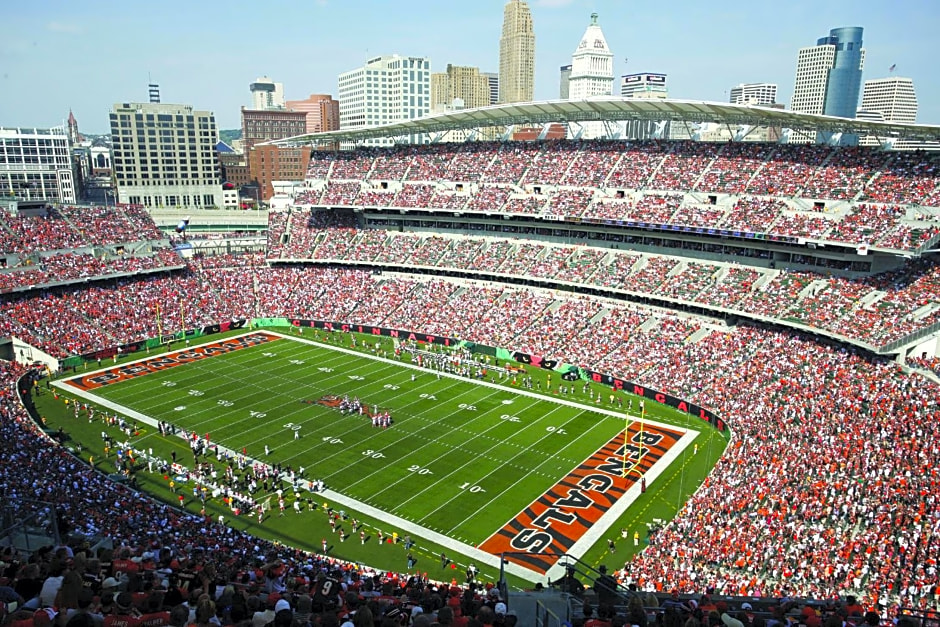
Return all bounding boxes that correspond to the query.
[0,0,937,133]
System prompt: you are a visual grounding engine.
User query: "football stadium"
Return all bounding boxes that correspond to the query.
[3,100,940,627]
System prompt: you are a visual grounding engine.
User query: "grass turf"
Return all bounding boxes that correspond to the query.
[37,326,728,589]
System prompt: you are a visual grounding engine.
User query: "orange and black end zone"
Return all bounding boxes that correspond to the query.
[63,332,281,391]
[479,422,683,574]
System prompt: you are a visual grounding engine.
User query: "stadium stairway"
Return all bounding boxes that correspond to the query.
[685,327,713,344]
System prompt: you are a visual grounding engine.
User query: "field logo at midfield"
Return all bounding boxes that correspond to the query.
[64,332,281,391]
[315,395,343,408]
[479,422,683,574]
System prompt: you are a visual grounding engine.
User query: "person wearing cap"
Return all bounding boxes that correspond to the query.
[549,566,584,598]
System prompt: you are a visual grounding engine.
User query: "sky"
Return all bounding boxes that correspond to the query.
[0,0,937,133]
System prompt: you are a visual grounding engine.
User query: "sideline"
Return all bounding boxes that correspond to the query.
[54,328,697,582]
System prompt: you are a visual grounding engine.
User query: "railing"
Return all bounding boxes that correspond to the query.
[0,497,62,553]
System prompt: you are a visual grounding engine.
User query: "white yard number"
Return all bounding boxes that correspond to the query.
[348,375,365,381]
[188,389,204,396]
[162,381,177,387]
[217,400,234,407]
[384,384,400,391]
[408,465,433,475]
[459,482,486,493]
[262,352,277,357]
[419,393,437,401]
[362,449,385,459]
[321,436,343,444]
[317,367,334,373]
[283,423,302,431]
[458,403,478,411]
[500,414,521,423]
[546,426,567,435]
[250,411,267,419]
[289,359,305,365]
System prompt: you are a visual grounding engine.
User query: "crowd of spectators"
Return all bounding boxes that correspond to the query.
[2,250,940,612]
[800,148,893,201]
[265,221,940,350]
[521,141,580,186]
[0,250,182,294]
[744,144,830,197]
[293,142,939,255]
[721,198,787,234]
[861,151,940,205]
[649,143,719,192]
[0,206,165,256]
[696,143,775,195]
[0,359,518,627]
[3,170,940,618]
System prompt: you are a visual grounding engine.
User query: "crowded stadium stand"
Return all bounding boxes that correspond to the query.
[3,101,940,626]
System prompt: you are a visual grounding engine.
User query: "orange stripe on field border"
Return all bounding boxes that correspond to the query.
[63,331,281,391]
[478,421,683,574]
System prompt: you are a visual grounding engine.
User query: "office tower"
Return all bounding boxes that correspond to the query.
[559,65,572,99]
[338,54,431,145]
[859,77,917,123]
[568,13,614,100]
[109,102,221,209]
[620,73,668,99]
[240,108,307,152]
[430,64,492,112]
[249,76,286,110]
[729,83,778,105]
[483,72,499,105]
[791,27,864,142]
[858,77,918,147]
[285,94,341,134]
[0,125,75,203]
[498,0,535,103]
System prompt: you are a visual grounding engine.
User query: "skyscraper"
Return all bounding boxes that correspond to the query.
[110,102,221,209]
[792,27,865,118]
[559,65,572,99]
[498,0,535,104]
[729,83,778,106]
[568,13,614,101]
[430,65,492,112]
[249,76,285,110]
[791,27,865,143]
[859,77,917,123]
[338,55,431,145]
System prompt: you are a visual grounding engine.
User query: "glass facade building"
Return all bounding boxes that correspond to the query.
[819,27,864,118]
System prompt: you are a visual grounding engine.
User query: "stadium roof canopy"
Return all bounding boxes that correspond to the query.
[266,97,940,146]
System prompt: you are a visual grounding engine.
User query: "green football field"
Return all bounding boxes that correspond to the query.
[48,328,722,584]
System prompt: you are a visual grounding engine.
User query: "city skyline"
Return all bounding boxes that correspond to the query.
[0,0,937,133]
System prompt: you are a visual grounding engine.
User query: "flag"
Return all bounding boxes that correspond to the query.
[889,64,896,72]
